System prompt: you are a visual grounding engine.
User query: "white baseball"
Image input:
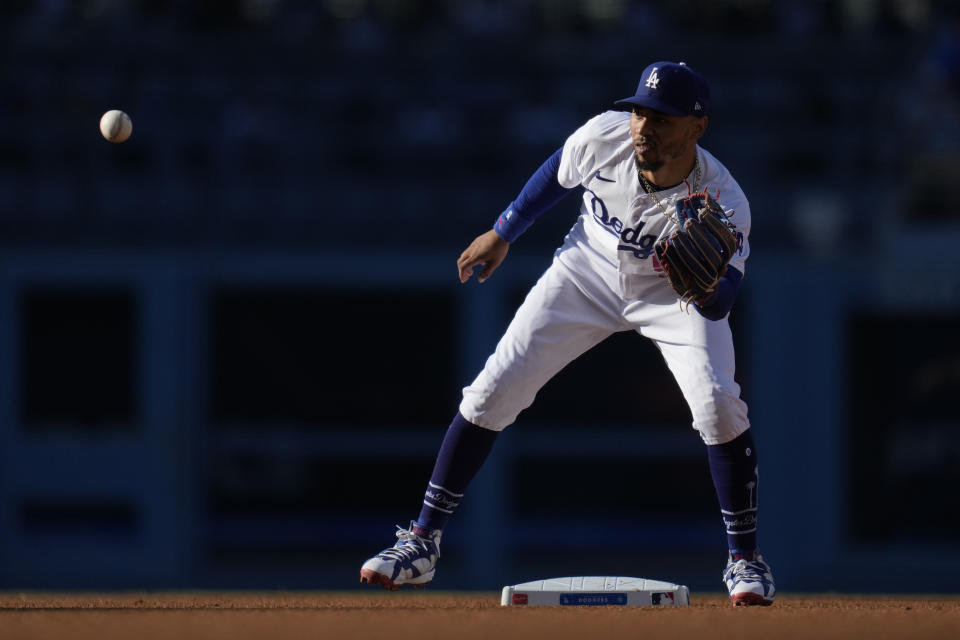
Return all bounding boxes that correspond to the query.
[100,109,133,143]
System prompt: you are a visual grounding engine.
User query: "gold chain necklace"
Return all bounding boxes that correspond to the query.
[638,156,701,224]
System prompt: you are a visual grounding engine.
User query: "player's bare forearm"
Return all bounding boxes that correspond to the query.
[457,230,510,284]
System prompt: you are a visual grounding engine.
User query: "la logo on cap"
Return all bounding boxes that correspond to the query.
[614,60,710,117]
[644,67,660,89]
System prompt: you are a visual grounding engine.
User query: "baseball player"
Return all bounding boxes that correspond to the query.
[360,61,776,606]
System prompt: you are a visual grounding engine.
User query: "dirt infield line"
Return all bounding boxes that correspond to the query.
[1,592,958,640]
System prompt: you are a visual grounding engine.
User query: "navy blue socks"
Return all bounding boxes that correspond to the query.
[411,412,499,536]
[707,429,759,556]
[411,413,761,556]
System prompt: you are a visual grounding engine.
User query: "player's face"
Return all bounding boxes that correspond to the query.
[630,107,706,173]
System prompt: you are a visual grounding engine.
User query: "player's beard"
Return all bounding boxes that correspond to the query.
[634,139,690,178]
[634,138,663,173]
[635,155,664,173]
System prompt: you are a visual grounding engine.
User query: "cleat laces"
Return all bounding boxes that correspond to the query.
[729,558,765,583]
[379,526,439,563]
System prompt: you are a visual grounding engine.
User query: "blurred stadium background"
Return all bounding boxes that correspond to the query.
[1,0,959,593]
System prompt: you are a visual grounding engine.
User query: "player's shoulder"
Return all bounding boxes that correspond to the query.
[573,109,631,143]
[698,146,750,224]
[699,147,747,200]
[558,110,630,188]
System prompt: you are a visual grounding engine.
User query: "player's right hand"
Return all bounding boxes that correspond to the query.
[457,230,510,284]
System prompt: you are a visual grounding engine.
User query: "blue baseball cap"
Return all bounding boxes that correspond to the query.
[614,61,710,117]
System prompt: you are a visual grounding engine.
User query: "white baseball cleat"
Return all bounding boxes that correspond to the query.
[723,551,776,606]
[360,522,441,590]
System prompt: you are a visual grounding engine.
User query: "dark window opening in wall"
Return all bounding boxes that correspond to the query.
[210,288,457,429]
[20,289,137,431]
[510,457,716,517]
[207,453,434,517]
[848,312,960,545]
[517,325,689,429]
[19,498,138,536]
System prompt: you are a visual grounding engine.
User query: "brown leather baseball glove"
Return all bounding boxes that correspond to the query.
[654,190,739,304]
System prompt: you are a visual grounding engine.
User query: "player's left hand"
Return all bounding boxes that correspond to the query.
[457,230,510,283]
[654,190,739,305]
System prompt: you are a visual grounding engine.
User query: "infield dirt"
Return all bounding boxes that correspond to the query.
[1,592,958,639]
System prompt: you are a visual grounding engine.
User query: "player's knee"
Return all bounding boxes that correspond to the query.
[692,390,749,445]
[458,394,519,432]
[459,369,542,432]
[457,407,514,432]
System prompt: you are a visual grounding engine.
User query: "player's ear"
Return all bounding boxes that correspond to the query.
[696,116,710,140]
[690,116,708,140]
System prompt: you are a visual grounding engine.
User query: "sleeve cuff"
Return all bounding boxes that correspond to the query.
[493,205,534,244]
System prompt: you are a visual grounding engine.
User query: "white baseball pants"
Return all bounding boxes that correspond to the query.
[459,255,749,445]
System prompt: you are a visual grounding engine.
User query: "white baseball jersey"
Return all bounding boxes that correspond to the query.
[556,110,751,301]
[460,110,751,444]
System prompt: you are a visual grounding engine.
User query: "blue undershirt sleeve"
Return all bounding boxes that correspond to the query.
[695,266,743,321]
[493,147,575,243]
